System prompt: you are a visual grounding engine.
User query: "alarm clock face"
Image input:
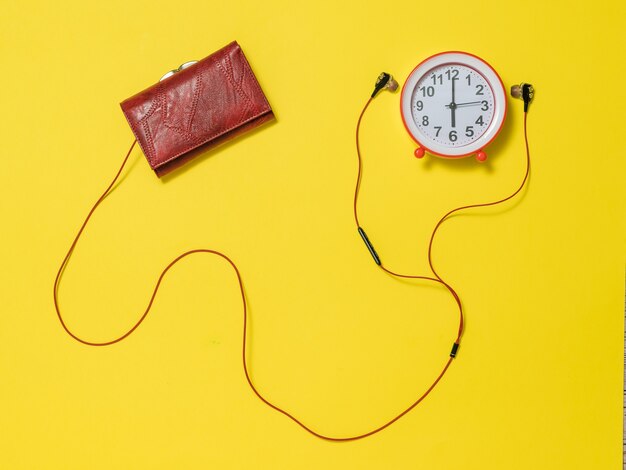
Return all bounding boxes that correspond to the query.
[401,52,506,159]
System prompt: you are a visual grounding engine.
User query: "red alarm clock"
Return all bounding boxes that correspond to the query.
[400,52,507,162]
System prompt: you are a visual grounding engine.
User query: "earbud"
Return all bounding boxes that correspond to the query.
[510,83,534,112]
[372,72,399,98]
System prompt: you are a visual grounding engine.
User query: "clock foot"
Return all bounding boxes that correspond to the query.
[476,150,487,162]
[414,148,425,158]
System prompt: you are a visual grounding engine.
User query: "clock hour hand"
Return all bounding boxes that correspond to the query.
[450,77,457,128]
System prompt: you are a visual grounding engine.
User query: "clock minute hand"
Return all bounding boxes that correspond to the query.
[446,100,483,108]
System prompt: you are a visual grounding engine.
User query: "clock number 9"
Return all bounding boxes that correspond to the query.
[415,100,424,111]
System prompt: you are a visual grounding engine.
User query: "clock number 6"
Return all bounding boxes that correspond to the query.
[449,130,457,142]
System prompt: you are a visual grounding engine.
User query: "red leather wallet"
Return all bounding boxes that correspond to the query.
[120,41,274,176]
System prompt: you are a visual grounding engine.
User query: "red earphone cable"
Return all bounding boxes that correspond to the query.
[54,104,530,442]
[52,139,454,441]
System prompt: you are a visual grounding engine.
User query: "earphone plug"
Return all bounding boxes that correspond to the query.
[511,83,534,112]
[372,72,399,98]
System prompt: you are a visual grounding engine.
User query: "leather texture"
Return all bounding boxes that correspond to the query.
[120,41,274,177]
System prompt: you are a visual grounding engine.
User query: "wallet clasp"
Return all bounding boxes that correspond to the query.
[159,60,198,82]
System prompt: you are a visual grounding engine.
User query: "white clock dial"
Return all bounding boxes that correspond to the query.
[400,52,507,160]
[410,64,494,148]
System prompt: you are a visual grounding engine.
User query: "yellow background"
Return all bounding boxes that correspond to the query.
[1,0,624,468]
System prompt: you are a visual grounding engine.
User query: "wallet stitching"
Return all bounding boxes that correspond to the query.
[186,68,204,134]
[235,60,253,123]
[136,83,166,166]
[162,124,196,145]
[141,120,156,165]
[237,47,272,111]
[239,61,246,88]
[218,54,254,125]
[219,54,254,112]
[160,70,204,148]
